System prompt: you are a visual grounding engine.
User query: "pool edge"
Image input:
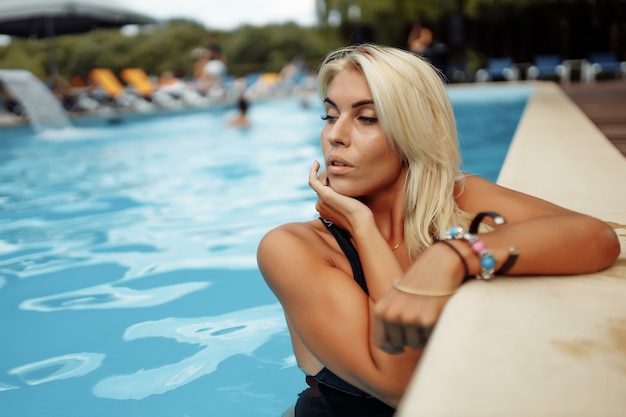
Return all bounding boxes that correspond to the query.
[396,80,626,416]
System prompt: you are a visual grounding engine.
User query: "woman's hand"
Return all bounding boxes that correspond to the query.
[372,242,466,354]
[308,160,372,234]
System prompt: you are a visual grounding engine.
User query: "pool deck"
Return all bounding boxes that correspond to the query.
[561,79,626,157]
[397,81,626,417]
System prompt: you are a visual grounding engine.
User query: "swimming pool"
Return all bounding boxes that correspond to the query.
[0,85,531,416]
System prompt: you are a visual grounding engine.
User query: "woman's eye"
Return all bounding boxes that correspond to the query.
[359,116,378,124]
[321,114,338,122]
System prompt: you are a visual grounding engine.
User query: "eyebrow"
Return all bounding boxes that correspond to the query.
[323,97,374,109]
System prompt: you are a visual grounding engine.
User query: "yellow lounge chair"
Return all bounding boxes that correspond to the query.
[121,68,184,109]
[89,68,126,99]
[89,68,153,111]
[120,68,157,98]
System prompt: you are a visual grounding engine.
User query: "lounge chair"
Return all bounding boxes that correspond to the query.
[582,52,626,82]
[89,68,153,112]
[475,58,520,82]
[526,55,569,82]
[246,72,282,98]
[122,68,210,108]
[120,68,184,109]
[47,73,100,113]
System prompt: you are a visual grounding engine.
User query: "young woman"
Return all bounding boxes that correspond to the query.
[257,44,619,416]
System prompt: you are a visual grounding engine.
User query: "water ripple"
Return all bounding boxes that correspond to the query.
[92,303,287,400]
[19,281,210,311]
[8,352,105,386]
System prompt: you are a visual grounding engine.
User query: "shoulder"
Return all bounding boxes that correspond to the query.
[257,220,328,272]
[258,219,346,299]
[258,220,324,252]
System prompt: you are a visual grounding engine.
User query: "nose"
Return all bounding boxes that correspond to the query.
[325,116,350,147]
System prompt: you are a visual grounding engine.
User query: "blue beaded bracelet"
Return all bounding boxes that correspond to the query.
[445,227,496,280]
[445,210,520,279]
[468,211,519,275]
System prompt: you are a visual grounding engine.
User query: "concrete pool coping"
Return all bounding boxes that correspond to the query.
[397,81,626,417]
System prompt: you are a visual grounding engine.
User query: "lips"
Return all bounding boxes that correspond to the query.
[326,155,353,174]
[327,155,351,167]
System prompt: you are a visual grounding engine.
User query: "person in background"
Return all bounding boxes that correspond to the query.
[257,44,619,416]
[158,70,186,93]
[193,46,228,96]
[227,96,251,127]
[205,35,226,65]
[407,21,433,61]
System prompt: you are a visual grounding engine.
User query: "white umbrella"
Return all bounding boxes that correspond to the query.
[0,0,159,74]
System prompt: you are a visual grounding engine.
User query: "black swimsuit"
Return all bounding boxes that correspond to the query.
[291,218,395,417]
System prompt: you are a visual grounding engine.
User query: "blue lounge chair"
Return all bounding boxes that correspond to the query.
[475,58,519,82]
[582,52,626,82]
[526,55,569,82]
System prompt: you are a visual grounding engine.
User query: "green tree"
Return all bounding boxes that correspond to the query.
[223,23,343,75]
[0,20,343,82]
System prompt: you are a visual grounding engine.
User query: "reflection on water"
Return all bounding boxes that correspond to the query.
[20,281,210,311]
[93,303,286,400]
[9,353,105,386]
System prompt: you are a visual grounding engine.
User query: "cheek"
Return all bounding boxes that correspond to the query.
[368,147,403,179]
[365,140,397,165]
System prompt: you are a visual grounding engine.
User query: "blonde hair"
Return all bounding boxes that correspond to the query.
[318,44,471,258]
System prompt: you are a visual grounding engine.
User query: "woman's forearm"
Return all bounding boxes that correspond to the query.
[351,218,405,302]
[448,213,619,278]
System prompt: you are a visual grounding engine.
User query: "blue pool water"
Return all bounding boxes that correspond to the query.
[0,84,531,416]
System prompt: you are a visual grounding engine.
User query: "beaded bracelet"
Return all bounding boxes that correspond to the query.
[497,247,520,274]
[437,240,470,280]
[468,211,519,275]
[445,211,520,280]
[445,227,496,280]
[469,211,506,234]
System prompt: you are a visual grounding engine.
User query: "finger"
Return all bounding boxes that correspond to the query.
[403,325,426,350]
[421,325,434,341]
[318,168,329,186]
[308,160,321,191]
[372,310,385,346]
[378,336,404,355]
[374,307,405,354]
[384,321,406,353]
[373,297,401,352]
[372,311,400,353]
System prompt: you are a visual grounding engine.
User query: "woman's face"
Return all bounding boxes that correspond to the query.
[321,67,404,198]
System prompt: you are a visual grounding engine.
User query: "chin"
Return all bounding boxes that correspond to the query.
[327,177,365,197]
[330,185,360,198]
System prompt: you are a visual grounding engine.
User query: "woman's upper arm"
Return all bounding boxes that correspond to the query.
[457,175,576,222]
[257,223,418,404]
[257,223,372,367]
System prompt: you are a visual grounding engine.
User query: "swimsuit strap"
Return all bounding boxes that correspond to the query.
[313,218,378,399]
[320,218,368,295]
